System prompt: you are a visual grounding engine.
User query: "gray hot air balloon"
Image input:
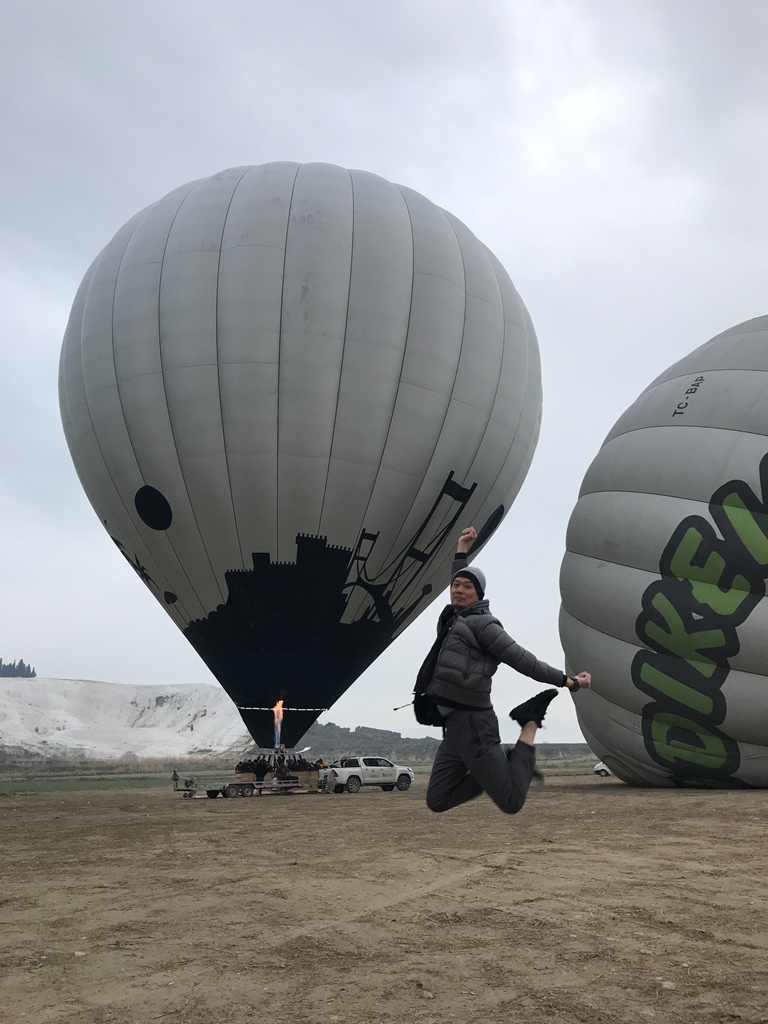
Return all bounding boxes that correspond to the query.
[59,162,542,748]
[561,315,768,788]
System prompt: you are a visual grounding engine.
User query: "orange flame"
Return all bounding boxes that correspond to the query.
[271,699,284,747]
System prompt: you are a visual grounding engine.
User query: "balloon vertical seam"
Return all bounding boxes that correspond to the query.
[342,181,416,570]
[274,164,303,560]
[215,167,251,568]
[316,165,357,537]
[156,180,226,606]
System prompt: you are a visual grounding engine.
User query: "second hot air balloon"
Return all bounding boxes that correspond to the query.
[59,162,542,747]
[561,315,768,787]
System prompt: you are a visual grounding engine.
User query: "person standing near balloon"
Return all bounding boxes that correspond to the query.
[417,527,591,815]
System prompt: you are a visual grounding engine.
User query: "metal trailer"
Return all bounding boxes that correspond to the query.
[204,778,307,798]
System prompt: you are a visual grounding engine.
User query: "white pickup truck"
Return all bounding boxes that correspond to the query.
[319,756,414,794]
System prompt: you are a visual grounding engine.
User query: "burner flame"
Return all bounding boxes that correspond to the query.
[271,699,284,748]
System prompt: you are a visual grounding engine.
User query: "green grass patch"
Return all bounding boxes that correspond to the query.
[0,775,229,796]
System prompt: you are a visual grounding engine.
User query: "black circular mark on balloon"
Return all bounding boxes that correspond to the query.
[135,485,173,531]
[468,504,505,556]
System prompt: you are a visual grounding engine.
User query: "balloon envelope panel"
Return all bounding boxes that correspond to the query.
[561,315,768,787]
[60,162,542,748]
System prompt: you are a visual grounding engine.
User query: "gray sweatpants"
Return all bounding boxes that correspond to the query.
[426,707,536,815]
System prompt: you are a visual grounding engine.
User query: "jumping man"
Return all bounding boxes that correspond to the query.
[416,526,591,815]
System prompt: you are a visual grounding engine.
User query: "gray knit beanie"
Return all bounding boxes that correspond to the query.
[452,565,486,599]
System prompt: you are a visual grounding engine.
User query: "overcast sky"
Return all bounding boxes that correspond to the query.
[2,0,766,745]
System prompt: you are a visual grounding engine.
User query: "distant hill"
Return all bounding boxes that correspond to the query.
[0,678,592,764]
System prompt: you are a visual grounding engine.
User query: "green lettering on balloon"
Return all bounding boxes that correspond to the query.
[639,661,713,716]
[668,526,751,616]
[722,492,768,566]
[645,593,725,677]
[651,712,727,769]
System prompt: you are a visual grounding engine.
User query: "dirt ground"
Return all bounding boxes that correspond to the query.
[3,771,768,1024]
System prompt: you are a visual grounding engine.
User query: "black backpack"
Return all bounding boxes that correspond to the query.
[413,692,443,727]
[412,627,448,727]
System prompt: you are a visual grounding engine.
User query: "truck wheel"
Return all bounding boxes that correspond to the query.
[345,776,362,793]
[241,784,254,797]
[396,774,411,791]
[207,790,219,798]
[381,785,395,791]
[225,784,240,798]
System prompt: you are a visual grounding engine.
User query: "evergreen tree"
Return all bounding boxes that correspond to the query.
[0,658,37,678]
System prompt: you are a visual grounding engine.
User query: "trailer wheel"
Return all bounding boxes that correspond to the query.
[345,776,362,793]
[241,784,254,797]
[396,774,412,791]
[225,784,240,798]
[333,784,345,794]
[207,790,219,798]
[381,785,395,791]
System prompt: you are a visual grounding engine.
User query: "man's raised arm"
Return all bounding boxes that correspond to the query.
[452,525,477,575]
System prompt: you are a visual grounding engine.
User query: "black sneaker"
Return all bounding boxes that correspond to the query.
[509,689,559,727]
